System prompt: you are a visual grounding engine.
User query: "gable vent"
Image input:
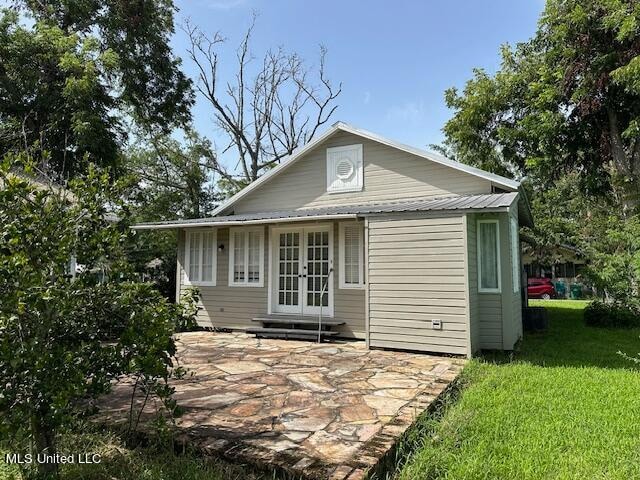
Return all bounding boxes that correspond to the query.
[327,144,363,193]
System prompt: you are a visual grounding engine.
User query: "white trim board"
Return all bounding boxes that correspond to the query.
[211,122,521,217]
[132,214,359,230]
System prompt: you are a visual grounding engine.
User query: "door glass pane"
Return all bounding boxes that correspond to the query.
[278,232,299,306]
[304,229,330,308]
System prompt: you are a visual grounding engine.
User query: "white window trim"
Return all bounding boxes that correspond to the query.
[184,228,217,287]
[228,227,264,287]
[326,144,364,194]
[339,222,365,289]
[510,216,520,293]
[477,219,501,294]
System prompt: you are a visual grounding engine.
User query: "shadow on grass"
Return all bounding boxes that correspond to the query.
[482,300,640,370]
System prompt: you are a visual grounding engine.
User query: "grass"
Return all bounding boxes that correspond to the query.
[0,429,277,480]
[395,300,640,480]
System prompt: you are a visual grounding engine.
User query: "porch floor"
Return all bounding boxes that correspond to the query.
[96,332,464,479]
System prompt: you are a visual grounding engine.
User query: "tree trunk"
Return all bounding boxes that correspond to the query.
[607,108,639,214]
[31,412,58,478]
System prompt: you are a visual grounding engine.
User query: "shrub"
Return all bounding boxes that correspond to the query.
[584,301,640,328]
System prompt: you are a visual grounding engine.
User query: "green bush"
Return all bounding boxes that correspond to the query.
[584,301,640,328]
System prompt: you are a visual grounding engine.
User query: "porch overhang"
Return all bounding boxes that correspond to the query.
[131,192,522,231]
[132,213,358,230]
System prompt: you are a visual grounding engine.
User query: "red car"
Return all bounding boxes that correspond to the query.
[527,278,556,300]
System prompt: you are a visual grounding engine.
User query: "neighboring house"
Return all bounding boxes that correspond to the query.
[523,245,586,278]
[522,243,587,294]
[134,122,533,357]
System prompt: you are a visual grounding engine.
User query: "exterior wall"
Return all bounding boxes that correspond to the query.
[465,215,480,353]
[505,203,523,348]
[176,221,366,338]
[227,131,493,214]
[177,227,268,330]
[367,213,469,355]
[469,209,522,351]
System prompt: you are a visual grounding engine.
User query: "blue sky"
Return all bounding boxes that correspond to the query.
[172,0,544,153]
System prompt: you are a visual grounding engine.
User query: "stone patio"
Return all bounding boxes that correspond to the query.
[97,332,465,479]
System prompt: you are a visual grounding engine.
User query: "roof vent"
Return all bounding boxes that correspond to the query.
[327,144,363,193]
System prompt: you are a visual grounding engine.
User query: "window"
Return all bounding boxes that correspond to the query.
[339,222,364,288]
[477,220,501,293]
[510,217,520,293]
[327,144,363,193]
[229,227,264,287]
[185,229,216,286]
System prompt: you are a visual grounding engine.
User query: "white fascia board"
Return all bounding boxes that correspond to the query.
[131,213,359,230]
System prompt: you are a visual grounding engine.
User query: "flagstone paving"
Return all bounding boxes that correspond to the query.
[97,332,465,479]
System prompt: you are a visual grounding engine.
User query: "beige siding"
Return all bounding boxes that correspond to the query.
[368,213,469,355]
[505,204,523,347]
[177,227,268,330]
[228,131,492,214]
[466,215,480,353]
[176,222,366,338]
[331,223,366,338]
[473,210,522,350]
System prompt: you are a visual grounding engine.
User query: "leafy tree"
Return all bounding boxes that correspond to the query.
[0,1,193,178]
[442,0,640,212]
[125,129,219,299]
[0,156,195,477]
[584,214,640,307]
[128,130,219,221]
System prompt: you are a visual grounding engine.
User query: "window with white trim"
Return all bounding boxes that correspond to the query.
[510,217,520,293]
[228,227,264,287]
[477,220,501,293]
[339,222,364,288]
[185,229,216,286]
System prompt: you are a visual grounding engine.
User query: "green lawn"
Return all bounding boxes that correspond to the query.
[395,300,640,480]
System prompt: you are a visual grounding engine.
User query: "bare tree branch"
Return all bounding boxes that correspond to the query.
[183,17,341,188]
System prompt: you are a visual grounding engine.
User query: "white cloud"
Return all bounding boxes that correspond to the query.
[363,91,371,105]
[198,0,247,10]
[386,100,426,123]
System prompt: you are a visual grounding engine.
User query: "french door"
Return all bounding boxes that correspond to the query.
[271,225,333,316]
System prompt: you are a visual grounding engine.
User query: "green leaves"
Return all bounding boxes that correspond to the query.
[0,158,199,467]
[442,0,640,199]
[0,1,193,179]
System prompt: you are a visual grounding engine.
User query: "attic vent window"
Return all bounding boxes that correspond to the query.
[336,158,354,180]
[327,144,363,193]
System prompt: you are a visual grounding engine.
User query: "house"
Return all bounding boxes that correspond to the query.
[522,243,586,286]
[133,122,533,357]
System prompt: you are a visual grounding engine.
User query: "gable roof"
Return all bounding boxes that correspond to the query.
[212,122,521,216]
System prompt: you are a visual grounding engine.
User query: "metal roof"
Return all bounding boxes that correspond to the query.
[132,193,519,230]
